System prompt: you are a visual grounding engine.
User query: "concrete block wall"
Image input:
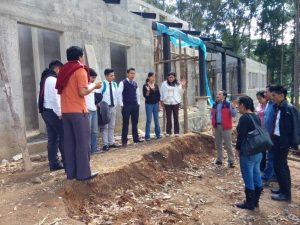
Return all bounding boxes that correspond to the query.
[0,0,155,159]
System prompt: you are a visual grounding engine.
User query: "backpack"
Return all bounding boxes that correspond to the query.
[94,80,117,105]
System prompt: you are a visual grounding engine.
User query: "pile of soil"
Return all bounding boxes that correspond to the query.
[0,133,299,225]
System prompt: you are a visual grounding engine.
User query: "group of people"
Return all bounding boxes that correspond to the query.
[212,86,299,211]
[38,45,299,208]
[38,45,186,181]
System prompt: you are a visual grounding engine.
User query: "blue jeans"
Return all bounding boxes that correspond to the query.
[145,103,161,139]
[262,149,276,181]
[239,153,263,190]
[88,110,98,152]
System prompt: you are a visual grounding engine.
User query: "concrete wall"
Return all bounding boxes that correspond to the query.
[0,0,155,159]
[243,58,267,101]
[126,0,190,29]
[206,53,267,101]
[0,16,27,159]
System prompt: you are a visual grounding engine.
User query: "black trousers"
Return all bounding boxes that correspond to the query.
[62,113,91,180]
[41,109,65,168]
[122,104,139,144]
[272,136,291,197]
[164,104,180,135]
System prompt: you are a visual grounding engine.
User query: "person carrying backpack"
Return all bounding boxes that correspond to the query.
[97,68,120,151]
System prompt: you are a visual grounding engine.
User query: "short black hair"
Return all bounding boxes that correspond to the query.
[89,68,97,77]
[238,95,255,112]
[104,68,114,76]
[48,60,63,71]
[270,85,287,98]
[127,68,135,73]
[220,90,227,98]
[66,46,84,61]
[256,90,265,98]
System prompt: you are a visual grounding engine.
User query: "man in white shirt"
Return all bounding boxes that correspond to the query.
[85,68,99,154]
[117,68,143,146]
[97,68,120,151]
[38,60,64,171]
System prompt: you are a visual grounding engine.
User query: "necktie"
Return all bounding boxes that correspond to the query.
[109,82,114,107]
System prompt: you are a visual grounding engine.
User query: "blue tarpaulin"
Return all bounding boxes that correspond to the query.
[155,22,214,106]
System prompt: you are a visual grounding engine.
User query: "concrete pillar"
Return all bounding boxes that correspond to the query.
[195,96,209,111]
[0,16,27,159]
[32,27,46,133]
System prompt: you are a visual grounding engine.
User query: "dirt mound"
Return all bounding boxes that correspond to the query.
[61,133,215,224]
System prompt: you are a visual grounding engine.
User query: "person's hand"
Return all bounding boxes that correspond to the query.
[231,99,237,108]
[158,103,162,111]
[59,116,62,120]
[95,81,102,89]
[181,78,187,87]
[145,84,150,92]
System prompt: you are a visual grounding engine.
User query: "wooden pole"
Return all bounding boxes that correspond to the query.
[0,52,32,171]
[179,39,188,133]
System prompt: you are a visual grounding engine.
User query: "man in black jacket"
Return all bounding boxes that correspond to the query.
[270,85,300,201]
[38,60,65,171]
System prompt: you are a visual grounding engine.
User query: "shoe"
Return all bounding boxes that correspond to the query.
[214,160,222,165]
[263,180,270,187]
[145,138,151,141]
[271,193,291,202]
[134,139,144,144]
[229,163,235,168]
[109,143,121,148]
[271,188,281,194]
[156,136,162,139]
[50,162,64,171]
[122,143,127,147]
[77,172,98,181]
[235,188,255,210]
[103,145,110,151]
[175,134,180,137]
[165,134,170,137]
[254,186,263,208]
[92,150,101,154]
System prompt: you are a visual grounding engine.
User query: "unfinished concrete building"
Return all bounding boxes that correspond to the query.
[0,0,266,160]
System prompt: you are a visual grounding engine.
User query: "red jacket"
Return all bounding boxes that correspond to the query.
[211,101,233,130]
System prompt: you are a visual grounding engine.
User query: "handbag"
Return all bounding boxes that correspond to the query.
[240,114,274,156]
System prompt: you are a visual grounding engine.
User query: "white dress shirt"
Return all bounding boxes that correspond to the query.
[274,110,281,136]
[117,78,140,107]
[96,79,118,106]
[43,76,61,117]
[85,83,97,111]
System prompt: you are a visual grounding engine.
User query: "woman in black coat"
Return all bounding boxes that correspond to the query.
[235,96,263,210]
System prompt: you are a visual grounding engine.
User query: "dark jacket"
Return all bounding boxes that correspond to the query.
[97,101,110,126]
[236,113,261,154]
[274,100,300,149]
[38,69,56,113]
[142,84,160,104]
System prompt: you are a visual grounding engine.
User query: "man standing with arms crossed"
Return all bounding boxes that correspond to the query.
[211,90,237,168]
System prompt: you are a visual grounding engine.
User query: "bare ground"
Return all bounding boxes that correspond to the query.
[0,133,299,225]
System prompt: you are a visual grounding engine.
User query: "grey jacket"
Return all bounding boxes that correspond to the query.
[97,101,111,126]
